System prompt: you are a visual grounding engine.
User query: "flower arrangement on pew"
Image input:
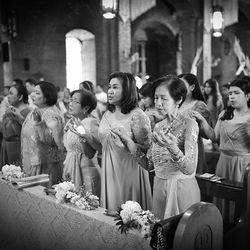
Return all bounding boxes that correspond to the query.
[1,164,24,181]
[115,201,159,238]
[54,181,99,210]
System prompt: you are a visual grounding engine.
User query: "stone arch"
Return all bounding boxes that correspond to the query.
[132,6,179,79]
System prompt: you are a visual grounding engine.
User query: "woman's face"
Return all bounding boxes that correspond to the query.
[33,85,46,107]
[204,83,212,95]
[229,86,248,109]
[141,96,153,109]
[154,84,178,116]
[68,92,82,116]
[107,78,123,106]
[8,87,20,106]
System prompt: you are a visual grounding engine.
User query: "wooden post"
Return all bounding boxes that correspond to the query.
[203,0,212,83]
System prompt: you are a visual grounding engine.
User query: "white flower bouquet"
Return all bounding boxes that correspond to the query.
[115,201,159,238]
[54,181,99,210]
[1,164,24,181]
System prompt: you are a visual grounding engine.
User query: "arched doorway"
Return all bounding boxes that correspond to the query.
[65,29,96,91]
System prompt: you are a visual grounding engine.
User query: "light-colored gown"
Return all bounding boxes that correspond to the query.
[215,119,250,222]
[63,116,101,197]
[98,108,152,211]
[180,100,211,174]
[151,114,200,219]
[21,106,65,186]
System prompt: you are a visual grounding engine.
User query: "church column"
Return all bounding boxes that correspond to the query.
[0,2,4,89]
[118,0,131,72]
[203,0,212,82]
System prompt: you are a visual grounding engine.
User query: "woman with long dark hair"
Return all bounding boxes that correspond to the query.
[203,78,223,127]
[192,78,250,222]
[98,72,152,211]
[178,73,211,173]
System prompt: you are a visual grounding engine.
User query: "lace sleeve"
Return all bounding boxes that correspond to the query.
[131,109,152,151]
[171,119,199,175]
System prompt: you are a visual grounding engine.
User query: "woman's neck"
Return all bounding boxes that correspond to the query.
[234,106,250,116]
[166,109,179,122]
[14,102,26,109]
[37,103,48,109]
[114,105,122,113]
[76,113,88,121]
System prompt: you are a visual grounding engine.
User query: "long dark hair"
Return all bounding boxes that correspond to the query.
[220,79,250,120]
[107,72,138,114]
[178,73,205,102]
[204,78,221,107]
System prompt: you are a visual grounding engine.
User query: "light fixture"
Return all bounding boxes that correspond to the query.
[102,0,118,19]
[211,5,224,37]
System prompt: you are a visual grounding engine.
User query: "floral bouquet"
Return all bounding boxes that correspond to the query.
[1,164,24,181]
[115,201,159,238]
[54,181,99,210]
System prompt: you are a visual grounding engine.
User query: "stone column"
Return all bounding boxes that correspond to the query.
[203,0,212,82]
[118,0,131,72]
[0,2,4,90]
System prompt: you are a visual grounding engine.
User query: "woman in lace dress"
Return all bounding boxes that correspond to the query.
[122,75,200,219]
[21,81,65,186]
[98,72,152,211]
[0,84,31,168]
[63,89,101,196]
[178,73,211,173]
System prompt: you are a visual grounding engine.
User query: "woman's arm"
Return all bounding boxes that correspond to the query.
[191,110,219,142]
[174,120,199,175]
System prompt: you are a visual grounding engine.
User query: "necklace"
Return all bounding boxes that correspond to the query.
[161,113,180,135]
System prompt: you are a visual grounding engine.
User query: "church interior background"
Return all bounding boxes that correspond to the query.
[0,0,249,93]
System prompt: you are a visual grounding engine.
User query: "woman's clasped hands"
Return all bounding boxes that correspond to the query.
[153,130,179,153]
[111,126,128,143]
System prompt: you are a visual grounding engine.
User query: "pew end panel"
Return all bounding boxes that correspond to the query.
[173,202,223,250]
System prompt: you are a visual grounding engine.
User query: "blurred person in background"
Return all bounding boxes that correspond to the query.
[25,78,37,109]
[178,73,211,173]
[203,78,224,128]
[21,81,65,186]
[0,84,31,168]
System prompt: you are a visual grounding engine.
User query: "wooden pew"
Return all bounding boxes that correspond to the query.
[196,166,250,249]
[150,202,223,250]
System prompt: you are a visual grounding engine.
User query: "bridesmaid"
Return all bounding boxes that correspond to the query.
[178,73,211,174]
[63,89,101,197]
[192,78,250,223]
[98,72,152,211]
